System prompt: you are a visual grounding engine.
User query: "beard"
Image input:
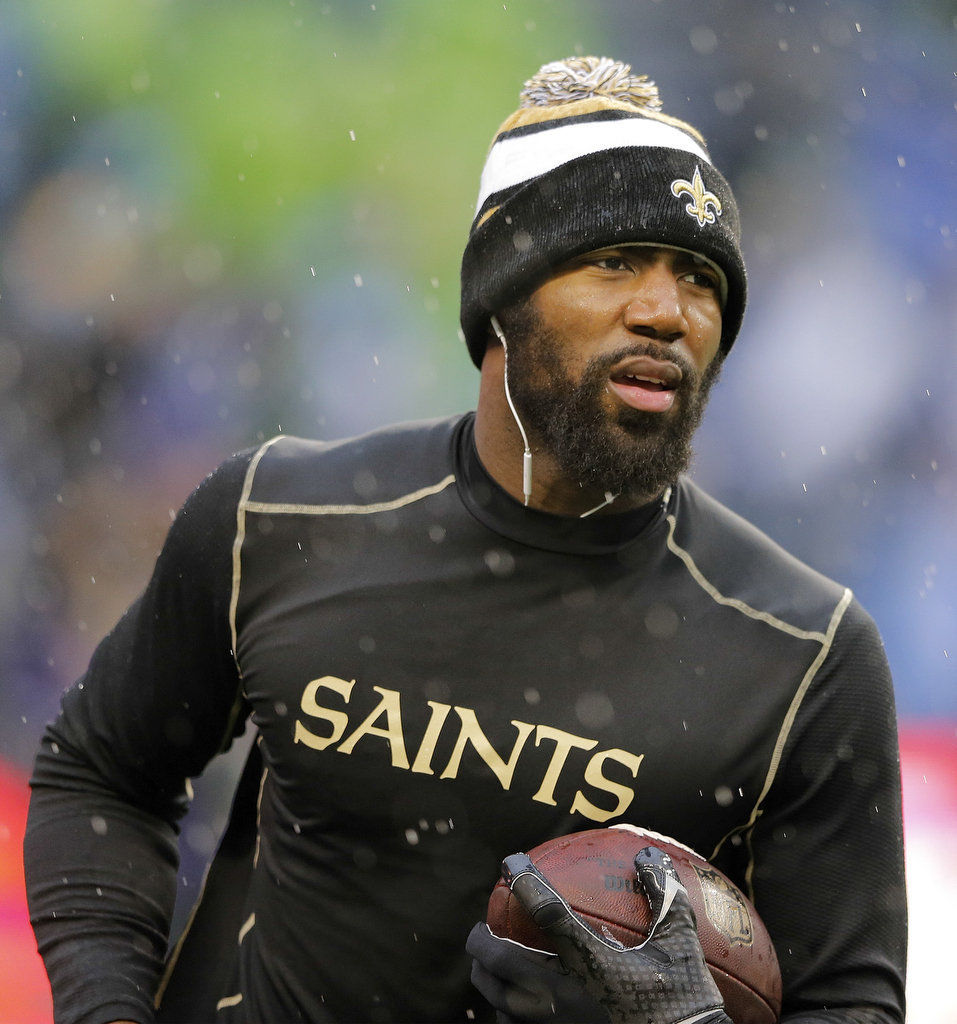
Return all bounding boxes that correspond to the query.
[501,300,723,501]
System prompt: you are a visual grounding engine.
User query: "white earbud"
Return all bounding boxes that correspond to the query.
[490,315,533,506]
[489,315,621,518]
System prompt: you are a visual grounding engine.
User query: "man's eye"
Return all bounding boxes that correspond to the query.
[593,255,629,271]
[682,270,719,290]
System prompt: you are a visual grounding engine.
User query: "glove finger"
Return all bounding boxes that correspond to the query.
[634,846,697,941]
[503,853,621,983]
[503,853,592,945]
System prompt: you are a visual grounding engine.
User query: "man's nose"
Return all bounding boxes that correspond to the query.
[622,262,688,343]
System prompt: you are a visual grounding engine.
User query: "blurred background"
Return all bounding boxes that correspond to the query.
[0,0,953,1019]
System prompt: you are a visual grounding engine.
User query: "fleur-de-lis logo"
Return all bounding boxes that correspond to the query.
[670,166,722,227]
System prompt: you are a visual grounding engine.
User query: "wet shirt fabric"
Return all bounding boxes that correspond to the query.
[25,413,906,1023]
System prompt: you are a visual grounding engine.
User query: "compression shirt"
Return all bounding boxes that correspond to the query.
[25,413,906,1023]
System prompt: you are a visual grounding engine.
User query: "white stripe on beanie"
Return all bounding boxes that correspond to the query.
[476,117,711,215]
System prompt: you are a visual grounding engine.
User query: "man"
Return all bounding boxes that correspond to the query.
[25,56,906,1023]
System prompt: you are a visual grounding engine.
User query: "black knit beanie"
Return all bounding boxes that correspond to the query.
[460,56,747,369]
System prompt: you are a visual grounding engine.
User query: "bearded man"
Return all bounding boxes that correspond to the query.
[25,57,906,1024]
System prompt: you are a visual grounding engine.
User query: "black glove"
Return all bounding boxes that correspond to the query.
[467,920,609,1023]
[470,845,732,1024]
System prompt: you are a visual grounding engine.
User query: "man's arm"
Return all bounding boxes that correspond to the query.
[24,451,254,1024]
[468,600,906,1024]
[741,599,907,1023]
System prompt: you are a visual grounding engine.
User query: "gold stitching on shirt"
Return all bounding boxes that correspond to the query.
[709,588,853,895]
[238,912,256,945]
[664,514,828,643]
[253,738,268,872]
[242,473,456,517]
[224,435,284,747]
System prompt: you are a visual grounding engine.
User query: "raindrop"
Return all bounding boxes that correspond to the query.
[689,26,718,55]
[575,692,614,729]
[645,603,678,638]
[512,231,533,253]
[714,87,744,116]
[484,549,515,577]
[714,786,734,807]
[90,815,108,836]
[353,468,377,497]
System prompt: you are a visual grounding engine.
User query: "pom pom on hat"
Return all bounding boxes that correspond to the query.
[459,56,747,369]
[519,55,663,112]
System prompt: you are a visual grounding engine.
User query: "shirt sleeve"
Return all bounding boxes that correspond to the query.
[24,449,255,1024]
[745,598,907,1023]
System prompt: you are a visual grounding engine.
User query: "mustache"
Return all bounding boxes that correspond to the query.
[586,342,702,393]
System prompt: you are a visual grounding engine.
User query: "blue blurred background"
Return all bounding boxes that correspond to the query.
[0,1,953,1019]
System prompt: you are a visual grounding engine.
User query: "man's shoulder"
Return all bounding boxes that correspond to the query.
[671,478,850,635]
[241,414,465,508]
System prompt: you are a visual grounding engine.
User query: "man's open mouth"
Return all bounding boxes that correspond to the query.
[607,356,683,413]
[610,372,673,392]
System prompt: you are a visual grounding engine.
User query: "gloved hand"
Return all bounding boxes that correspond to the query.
[469,845,732,1024]
[467,921,608,1023]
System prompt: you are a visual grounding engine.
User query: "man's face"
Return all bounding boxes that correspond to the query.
[500,245,724,501]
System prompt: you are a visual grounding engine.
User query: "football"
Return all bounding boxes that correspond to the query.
[486,825,782,1024]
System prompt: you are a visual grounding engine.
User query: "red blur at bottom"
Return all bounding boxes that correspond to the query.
[0,761,52,1023]
[1,723,955,1023]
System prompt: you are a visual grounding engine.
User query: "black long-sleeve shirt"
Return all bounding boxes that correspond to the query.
[25,413,906,1023]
